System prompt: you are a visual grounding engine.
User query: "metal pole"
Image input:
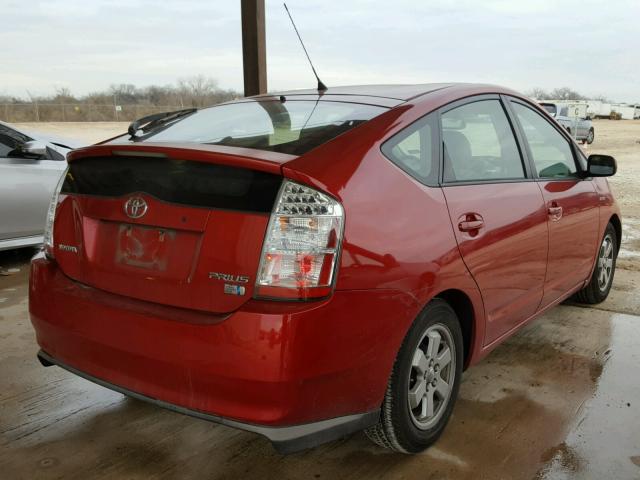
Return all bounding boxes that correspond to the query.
[241,0,267,97]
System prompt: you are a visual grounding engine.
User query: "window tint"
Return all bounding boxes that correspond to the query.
[140,100,387,155]
[512,103,577,178]
[62,156,282,213]
[441,100,524,183]
[381,115,436,184]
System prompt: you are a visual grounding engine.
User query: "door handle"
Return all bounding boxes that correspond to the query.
[457,213,485,233]
[548,203,563,221]
[459,220,484,231]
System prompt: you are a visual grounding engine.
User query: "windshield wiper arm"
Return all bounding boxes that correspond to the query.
[128,108,197,138]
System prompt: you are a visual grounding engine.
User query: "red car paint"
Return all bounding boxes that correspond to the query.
[29,84,621,450]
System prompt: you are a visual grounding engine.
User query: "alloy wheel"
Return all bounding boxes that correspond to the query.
[597,234,614,291]
[407,323,456,430]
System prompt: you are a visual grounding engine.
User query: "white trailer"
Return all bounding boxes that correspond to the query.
[587,101,612,118]
[612,104,636,120]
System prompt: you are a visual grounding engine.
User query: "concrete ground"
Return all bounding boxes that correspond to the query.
[1,120,639,479]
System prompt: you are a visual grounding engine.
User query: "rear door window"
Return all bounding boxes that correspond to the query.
[441,100,525,183]
[511,103,578,178]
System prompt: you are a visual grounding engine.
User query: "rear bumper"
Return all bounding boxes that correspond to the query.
[29,253,419,451]
[36,350,378,454]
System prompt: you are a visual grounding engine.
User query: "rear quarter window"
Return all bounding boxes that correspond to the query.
[381,113,439,186]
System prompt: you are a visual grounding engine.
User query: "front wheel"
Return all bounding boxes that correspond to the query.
[574,223,617,304]
[365,299,463,453]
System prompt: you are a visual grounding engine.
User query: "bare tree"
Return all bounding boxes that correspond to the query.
[1,76,239,122]
[178,75,223,107]
[54,87,75,101]
[548,87,586,101]
[109,84,138,104]
[526,87,549,100]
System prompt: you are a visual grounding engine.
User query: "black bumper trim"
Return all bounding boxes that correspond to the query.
[37,350,379,454]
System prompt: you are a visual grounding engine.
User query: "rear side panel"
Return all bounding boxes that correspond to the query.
[284,118,485,367]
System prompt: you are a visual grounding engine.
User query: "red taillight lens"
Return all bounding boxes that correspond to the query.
[255,180,344,300]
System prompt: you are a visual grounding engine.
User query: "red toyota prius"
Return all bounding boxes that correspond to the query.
[30,84,620,454]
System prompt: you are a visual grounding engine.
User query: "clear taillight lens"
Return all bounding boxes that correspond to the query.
[43,167,68,259]
[255,180,344,299]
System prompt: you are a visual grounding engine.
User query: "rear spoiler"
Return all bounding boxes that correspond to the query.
[67,143,297,175]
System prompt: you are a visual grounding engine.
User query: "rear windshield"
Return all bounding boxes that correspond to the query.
[137,100,387,155]
[62,156,282,213]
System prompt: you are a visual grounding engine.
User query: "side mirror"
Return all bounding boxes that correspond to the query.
[8,140,48,159]
[22,141,47,157]
[587,154,616,177]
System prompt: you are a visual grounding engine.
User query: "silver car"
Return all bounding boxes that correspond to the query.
[0,121,81,251]
[540,102,595,144]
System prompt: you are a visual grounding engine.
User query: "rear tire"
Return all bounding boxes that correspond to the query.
[587,128,595,144]
[574,223,617,304]
[365,299,463,453]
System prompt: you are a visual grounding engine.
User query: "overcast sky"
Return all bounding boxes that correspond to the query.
[2,0,638,101]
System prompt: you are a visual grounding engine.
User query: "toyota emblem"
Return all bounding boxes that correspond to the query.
[124,196,148,219]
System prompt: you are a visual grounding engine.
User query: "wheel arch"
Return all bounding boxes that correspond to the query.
[609,213,622,255]
[433,289,477,370]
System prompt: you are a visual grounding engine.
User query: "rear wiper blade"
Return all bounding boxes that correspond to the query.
[128,108,197,138]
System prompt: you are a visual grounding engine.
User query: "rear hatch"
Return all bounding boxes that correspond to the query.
[53,144,291,313]
[52,97,391,312]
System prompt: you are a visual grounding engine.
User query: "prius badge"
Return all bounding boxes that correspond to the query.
[209,272,249,296]
[124,196,148,219]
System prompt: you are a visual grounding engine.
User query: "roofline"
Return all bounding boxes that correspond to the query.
[250,83,457,103]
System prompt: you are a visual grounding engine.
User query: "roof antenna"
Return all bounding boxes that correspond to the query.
[283,3,327,92]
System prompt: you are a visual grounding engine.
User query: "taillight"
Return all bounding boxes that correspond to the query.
[43,167,68,259]
[255,180,344,300]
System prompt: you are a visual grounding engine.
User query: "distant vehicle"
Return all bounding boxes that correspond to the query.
[0,121,82,251]
[586,100,613,119]
[540,102,594,144]
[611,104,637,120]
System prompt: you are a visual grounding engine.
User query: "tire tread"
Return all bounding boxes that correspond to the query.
[365,299,461,453]
[573,223,617,305]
